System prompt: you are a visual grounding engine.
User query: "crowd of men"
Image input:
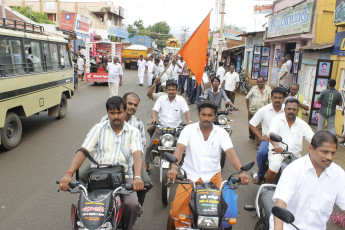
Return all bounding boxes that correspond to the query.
[59,53,345,230]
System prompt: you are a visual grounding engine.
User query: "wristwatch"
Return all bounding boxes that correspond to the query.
[134,176,142,180]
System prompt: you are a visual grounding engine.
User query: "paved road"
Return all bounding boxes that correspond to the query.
[0,69,343,230]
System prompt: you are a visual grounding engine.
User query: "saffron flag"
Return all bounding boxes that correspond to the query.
[180,11,211,86]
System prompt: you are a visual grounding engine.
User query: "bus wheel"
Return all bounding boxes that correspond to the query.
[57,94,68,119]
[1,112,22,150]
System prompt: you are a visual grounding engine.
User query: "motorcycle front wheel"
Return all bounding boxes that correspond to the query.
[254,218,267,230]
[162,168,170,206]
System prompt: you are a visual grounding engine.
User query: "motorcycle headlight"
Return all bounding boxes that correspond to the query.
[197,216,219,228]
[218,115,227,125]
[161,134,174,147]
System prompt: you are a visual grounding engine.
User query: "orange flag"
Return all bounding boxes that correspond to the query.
[180,11,211,86]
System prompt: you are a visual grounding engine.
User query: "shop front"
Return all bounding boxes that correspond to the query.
[222,45,245,73]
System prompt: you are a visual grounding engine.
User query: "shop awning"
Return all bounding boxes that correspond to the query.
[295,43,334,51]
[222,45,245,55]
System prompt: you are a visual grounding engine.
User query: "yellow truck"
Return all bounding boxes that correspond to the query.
[122,45,148,69]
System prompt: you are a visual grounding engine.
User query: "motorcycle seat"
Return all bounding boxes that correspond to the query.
[259,187,275,223]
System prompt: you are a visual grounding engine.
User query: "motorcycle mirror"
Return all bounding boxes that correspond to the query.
[240,161,255,172]
[270,134,283,143]
[272,206,295,224]
[163,152,178,164]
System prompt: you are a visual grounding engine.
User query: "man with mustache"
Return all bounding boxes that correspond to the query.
[271,131,345,230]
[58,96,144,230]
[166,101,250,229]
[249,87,286,184]
[146,80,192,170]
[265,98,314,183]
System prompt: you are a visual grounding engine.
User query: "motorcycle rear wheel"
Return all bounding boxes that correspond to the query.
[162,168,170,206]
[254,218,267,230]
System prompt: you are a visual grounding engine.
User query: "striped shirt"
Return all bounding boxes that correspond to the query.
[318,88,342,117]
[246,85,272,114]
[82,121,143,178]
[101,115,146,148]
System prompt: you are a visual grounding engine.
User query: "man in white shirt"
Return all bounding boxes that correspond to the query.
[216,61,226,85]
[106,56,123,97]
[266,98,314,183]
[146,56,154,87]
[249,87,286,184]
[221,64,240,106]
[285,54,292,87]
[77,55,85,81]
[271,131,345,230]
[145,80,192,168]
[137,55,147,86]
[160,59,173,91]
[278,58,288,87]
[176,57,185,90]
[166,101,250,229]
[172,59,180,82]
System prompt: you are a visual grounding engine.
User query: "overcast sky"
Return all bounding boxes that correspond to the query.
[117,0,272,37]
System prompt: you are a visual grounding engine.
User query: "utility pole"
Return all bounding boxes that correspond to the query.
[217,0,225,69]
[1,0,6,19]
[180,26,189,46]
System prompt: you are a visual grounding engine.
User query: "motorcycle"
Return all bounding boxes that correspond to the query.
[272,206,300,230]
[149,122,186,206]
[164,152,255,230]
[214,107,233,169]
[244,134,297,230]
[238,70,251,95]
[56,171,152,230]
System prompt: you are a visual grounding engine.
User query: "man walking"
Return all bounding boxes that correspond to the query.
[137,55,147,86]
[278,58,288,87]
[285,54,292,86]
[317,79,343,135]
[221,64,239,105]
[216,61,226,85]
[246,76,271,142]
[106,56,123,97]
[146,56,154,87]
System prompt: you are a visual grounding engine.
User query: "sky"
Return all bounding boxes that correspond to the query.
[117,0,273,37]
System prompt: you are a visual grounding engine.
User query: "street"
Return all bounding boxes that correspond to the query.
[0,68,343,230]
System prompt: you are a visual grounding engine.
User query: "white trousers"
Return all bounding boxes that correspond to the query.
[138,70,145,84]
[268,151,301,173]
[147,72,153,86]
[109,82,119,97]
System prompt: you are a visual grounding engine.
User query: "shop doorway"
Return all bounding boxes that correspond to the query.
[302,66,316,110]
[285,43,296,64]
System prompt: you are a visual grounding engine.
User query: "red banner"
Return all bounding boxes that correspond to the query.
[86,73,109,82]
[60,11,75,31]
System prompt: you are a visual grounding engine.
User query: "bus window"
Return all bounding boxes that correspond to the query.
[24,40,43,73]
[9,40,25,75]
[0,39,14,76]
[43,43,59,71]
[59,44,71,69]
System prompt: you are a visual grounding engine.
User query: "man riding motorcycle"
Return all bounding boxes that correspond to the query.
[59,96,144,230]
[266,98,314,183]
[145,80,192,170]
[202,77,238,110]
[166,100,250,229]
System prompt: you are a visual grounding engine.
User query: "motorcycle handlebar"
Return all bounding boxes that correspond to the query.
[231,178,241,184]
[271,149,293,155]
[176,174,185,181]
[125,183,153,191]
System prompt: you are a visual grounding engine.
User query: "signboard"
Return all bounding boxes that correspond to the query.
[108,27,129,39]
[60,11,75,32]
[224,28,242,41]
[335,0,345,25]
[267,2,314,38]
[254,5,273,14]
[75,14,90,34]
[333,31,345,56]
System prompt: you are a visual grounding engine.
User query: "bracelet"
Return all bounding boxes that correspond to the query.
[134,176,142,180]
[66,171,73,176]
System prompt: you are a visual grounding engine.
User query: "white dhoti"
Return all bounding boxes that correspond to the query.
[138,69,145,84]
[109,82,119,97]
[147,72,153,86]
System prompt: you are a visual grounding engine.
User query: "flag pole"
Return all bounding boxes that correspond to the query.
[157,9,213,80]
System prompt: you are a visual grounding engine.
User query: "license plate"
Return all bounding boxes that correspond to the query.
[217,125,230,129]
[158,146,176,151]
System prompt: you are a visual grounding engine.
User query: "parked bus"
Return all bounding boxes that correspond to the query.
[0,19,74,150]
[86,41,122,83]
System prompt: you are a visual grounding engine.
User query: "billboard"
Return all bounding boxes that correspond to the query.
[75,14,90,34]
[224,28,242,41]
[335,0,345,25]
[333,31,345,56]
[254,5,273,14]
[267,2,314,38]
[60,11,75,32]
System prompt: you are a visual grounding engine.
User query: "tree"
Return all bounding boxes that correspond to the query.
[127,19,146,38]
[147,21,170,34]
[13,6,54,24]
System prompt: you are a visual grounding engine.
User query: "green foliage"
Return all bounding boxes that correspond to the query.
[147,21,170,34]
[12,6,54,24]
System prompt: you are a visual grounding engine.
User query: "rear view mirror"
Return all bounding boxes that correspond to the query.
[272,206,295,224]
[163,152,178,164]
[240,161,255,172]
[270,134,282,143]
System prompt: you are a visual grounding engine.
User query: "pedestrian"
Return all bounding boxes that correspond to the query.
[285,83,309,118]
[106,56,123,97]
[216,61,225,86]
[278,58,289,87]
[188,72,197,105]
[146,56,154,87]
[180,63,190,96]
[246,76,271,142]
[172,59,179,83]
[285,54,292,86]
[176,56,185,89]
[137,55,147,86]
[77,54,85,81]
[76,46,81,57]
[316,79,343,135]
[221,64,239,106]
